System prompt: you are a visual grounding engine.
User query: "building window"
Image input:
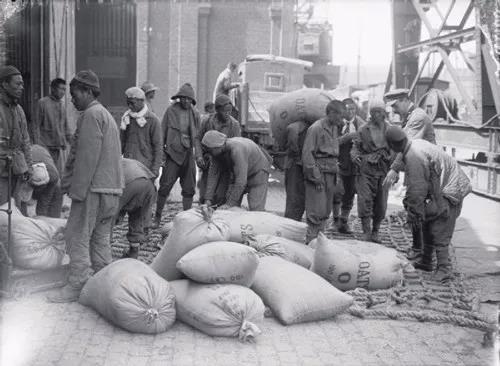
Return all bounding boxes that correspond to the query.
[265,73,284,91]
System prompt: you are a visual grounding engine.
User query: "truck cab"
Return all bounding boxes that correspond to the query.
[233,55,313,147]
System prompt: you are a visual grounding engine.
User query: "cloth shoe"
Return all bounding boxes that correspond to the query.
[371,230,382,244]
[151,215,161,229]
[122,245,139,259]
[406,248,422,261]
[337,218,352,234]
[46,284,81,303]
[432,266,452,283]
[413,259,433,272]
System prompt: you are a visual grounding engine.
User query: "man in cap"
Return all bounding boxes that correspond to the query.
[284,120,308,221]
[385,126,471,282]
[32,78,72,174]
[351,100,394,243]
[196,94,241,205]
[121,86,162,233]
[332,98,366,233]
[153,83,201,227]
[202,131,271,211]
[116,158,156,259]
[302,100,345,243]
[20,144,63,218]
[48,70,123,302]
[121,86,162,178]
[213,62,241,102]
[140,81,159,114]
[384,88,436,260]
[0,65,33,206]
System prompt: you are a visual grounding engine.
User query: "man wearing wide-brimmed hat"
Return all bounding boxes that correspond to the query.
[140,81,159,114]
[0,65,33,206]
[153,83,201,227]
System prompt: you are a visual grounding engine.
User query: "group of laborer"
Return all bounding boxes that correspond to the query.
[0,60,471,302]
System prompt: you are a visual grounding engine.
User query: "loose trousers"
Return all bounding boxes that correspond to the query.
[65,192,119,288]
[305,172,336,242]
[356,173,388,228]
[340,174,357,219]
[158,154,196,199]
[284,163,305,221]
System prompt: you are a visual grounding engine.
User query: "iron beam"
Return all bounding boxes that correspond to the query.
[397,27,475,54]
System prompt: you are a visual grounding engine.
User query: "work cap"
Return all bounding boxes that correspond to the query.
[125,86,145,100]
[384,88,409,106]
[215,94,232,108]
[369,99,387,112]
[385,125,407,143]
[0,65,21,80]
[171,83,196,105]
[141,81,159,94]
[202,130,227,148]
[73,70,100,89]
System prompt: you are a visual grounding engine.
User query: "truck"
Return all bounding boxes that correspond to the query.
[232,54,313,149]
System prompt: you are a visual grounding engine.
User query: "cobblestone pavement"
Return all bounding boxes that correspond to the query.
[1,172,499,366]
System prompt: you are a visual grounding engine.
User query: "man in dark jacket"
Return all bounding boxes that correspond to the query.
[284,121,308,221]
[154,83,201,227]
[48,70,123,303]
[332,98,365,233]
[202,131,271,211]
[196,94,241,205]
[117,158,156,259]
[351,100,393,243]
[32,78,72,174]
[0,65,33,206]
[385,126,471,282]
[21,144,63,218]
[302,100,345,243]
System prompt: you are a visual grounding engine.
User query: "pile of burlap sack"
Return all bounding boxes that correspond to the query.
[78,206,406,339]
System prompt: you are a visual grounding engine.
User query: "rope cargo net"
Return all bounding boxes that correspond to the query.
[111,204,498,346]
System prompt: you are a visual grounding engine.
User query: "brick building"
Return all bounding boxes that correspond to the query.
[1,0,297,127]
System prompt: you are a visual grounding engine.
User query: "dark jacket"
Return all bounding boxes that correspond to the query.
[62,100,123,201]
[121,110,163,177]
[351,121,394,176]
[31,144,59,184]
[162,103,200,165]
[0,90,32,176]
[33,95,71,148]
[285,121,308,169]
[205,137,272,206]
[339,115,364,176]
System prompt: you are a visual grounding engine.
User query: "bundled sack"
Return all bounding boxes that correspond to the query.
[214,209,307,244]
[151,206,230,281]
[246,234,314,269]
[79,259,176,334]
[251,256,353,325]
[177,241,259,286]
[268,88,336,149]
[0,201,66,270]
[311,233,404,291]
[171,280,264,341]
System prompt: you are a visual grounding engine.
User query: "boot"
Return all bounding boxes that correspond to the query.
[122,245,139,259]
[432,246,452,282]
[46,284,81,303]
[182,197,193,211]
[371,220,382,244]
[361,217,371,242]
[414,245,433,272]
[407,222,423,260]
[332,217,340,231]
[153,195,167,228]
[337,218,352,234]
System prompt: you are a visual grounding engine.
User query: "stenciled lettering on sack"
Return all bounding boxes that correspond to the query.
[356,261,371,289]
[337,272,351,284]
[295,98,307,120]
[279,110,288,120]
[327,264,336,277]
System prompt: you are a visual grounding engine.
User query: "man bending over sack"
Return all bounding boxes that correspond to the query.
[20,144,63,218]
[385,126,471,282]
[202,130,271,211]
[117,158,156,259]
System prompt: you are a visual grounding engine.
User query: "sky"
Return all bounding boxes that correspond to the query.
[312,0,477,86]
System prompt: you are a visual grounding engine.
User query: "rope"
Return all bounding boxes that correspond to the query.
[247,96,268,124]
